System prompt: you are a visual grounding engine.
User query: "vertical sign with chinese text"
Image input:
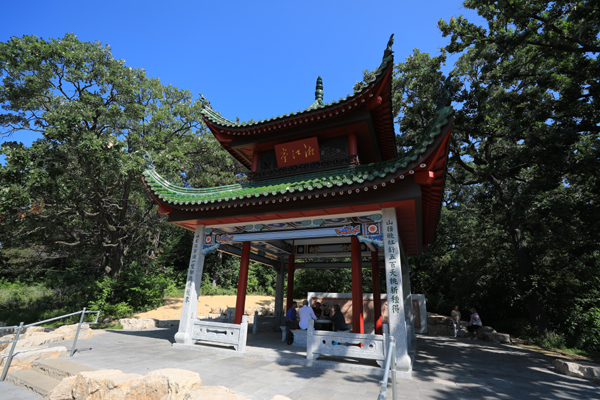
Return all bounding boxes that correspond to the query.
[382,208,410,364]
[274,137,320,168]
[174,225,206,345]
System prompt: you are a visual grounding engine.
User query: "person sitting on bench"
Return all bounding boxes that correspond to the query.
[299,300,318,330]
[285,301,299,344]
[328,304,348,332]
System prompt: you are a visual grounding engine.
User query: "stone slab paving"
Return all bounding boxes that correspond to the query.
[3,328,599,399]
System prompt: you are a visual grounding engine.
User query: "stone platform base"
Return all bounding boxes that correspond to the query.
[172,340,416,379]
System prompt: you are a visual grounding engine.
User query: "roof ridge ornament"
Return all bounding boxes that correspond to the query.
[376,34,394,73]
[382,33,394,61]
[315,76,324,102]
[199,93,212,110]
[144,151,155,170]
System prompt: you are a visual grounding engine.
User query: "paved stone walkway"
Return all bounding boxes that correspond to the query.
[0,328,598,400]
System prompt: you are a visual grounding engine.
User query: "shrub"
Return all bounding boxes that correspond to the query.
[0,278,84,325]
[87,262,170,317]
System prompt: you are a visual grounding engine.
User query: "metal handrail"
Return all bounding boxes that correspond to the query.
[377,336,397,400]
[0,307,100,381]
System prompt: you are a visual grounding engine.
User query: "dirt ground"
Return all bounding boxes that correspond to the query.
[133,295,275,320]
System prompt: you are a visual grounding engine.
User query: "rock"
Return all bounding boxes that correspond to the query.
[484,332,511,344]
[0,332,66,352]
[50,376,77,400]
[119,319,157,330]
[271,396,292,400]
[17,333,66,347]
[0,346,68,372]
[427,315,452,325]
[553,359,600,383]
[72,370,144,400]
[54,324,94,340]
[476,326,496,339]
[427,323,453,336]
[126,368,202,400]
[26,326,46,333]
[184,386,249,400]
[156,320,179,328]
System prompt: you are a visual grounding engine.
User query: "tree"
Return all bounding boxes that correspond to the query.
[435,0,600,335]
[0,34,243,278]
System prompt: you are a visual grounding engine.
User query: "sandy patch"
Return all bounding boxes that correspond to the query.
[133,295,275,320]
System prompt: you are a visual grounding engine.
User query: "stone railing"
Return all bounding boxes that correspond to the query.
[191,315,248,352]
[252,311,277,334]
[306,320,389,367]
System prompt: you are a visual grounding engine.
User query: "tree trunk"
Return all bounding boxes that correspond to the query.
[109,179,133,277]
[508,219,549,335]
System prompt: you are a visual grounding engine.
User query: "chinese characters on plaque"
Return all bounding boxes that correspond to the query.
[273,137,320,168]
[384,219,402,315]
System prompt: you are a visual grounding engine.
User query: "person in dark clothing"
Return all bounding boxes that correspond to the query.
[285,301,299,344]
[312,301,322,318]
[328,304,348,332]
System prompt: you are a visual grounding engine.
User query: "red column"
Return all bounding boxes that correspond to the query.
[348,133,358,156]
[234,242,251,324]
[286,253,295,311]
[348,133,358,165]
[351,236,364,334]
[251,151,259,173]
[371,251,383,334]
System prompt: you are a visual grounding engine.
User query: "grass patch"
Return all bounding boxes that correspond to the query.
[92,321,123,330]
[513,337,600,363]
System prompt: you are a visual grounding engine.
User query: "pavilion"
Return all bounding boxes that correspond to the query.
[142,35,454,375]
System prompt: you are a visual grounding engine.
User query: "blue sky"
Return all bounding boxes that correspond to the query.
[1,0,483,149]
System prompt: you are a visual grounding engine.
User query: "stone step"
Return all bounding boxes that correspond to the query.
[32,358,97,380]
[6,369,61,399]
[0,346,67,373]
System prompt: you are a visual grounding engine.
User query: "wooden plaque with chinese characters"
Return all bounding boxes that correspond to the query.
[274,137,320,168]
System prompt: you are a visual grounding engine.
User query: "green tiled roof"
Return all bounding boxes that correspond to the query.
[144,105,453,207]
[199,36,396,129]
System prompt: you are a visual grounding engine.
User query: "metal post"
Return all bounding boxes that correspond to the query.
[1,322,23,381]
[70,307,86,357]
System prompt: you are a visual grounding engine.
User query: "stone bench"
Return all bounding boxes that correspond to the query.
[280,326,287,341]
[290,329,307,347]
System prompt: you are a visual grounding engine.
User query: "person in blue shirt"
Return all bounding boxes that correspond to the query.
[285,301,299,344]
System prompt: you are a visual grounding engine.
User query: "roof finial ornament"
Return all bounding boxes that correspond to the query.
[375,34,395,73]
[382,34,394,61]
[199,93,212,110]
[315,76,324,102]
[144,151,155,170]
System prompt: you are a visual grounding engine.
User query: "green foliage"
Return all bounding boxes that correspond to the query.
[394,0,600,350]
[87,261,169,317]
[293,267,353,298]
[0,278,84,325]
[199,280,236,296]
[0,33,244,278]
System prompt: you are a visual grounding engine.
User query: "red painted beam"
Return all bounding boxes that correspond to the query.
[157,205,173,215]
[414,171,435,185]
